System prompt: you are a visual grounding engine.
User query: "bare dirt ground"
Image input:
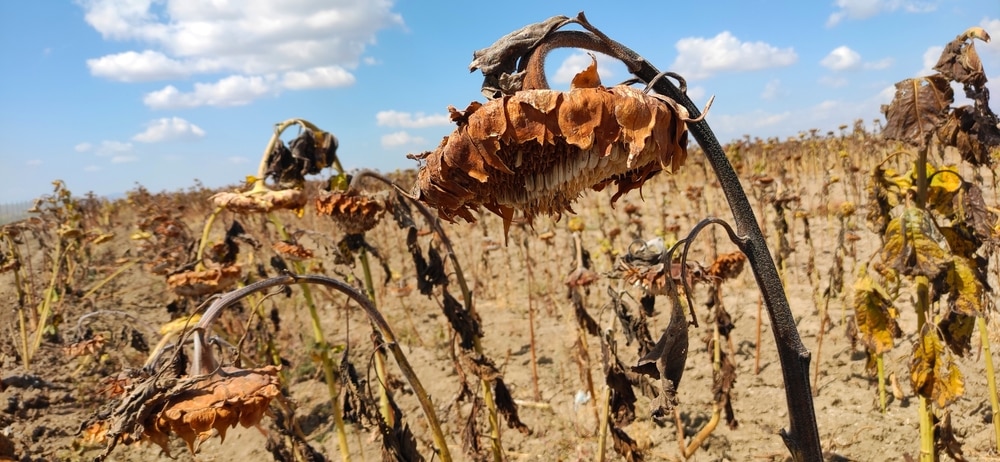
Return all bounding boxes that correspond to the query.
[2,142,1000,462]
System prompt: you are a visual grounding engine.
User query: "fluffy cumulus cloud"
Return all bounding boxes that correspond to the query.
[376,110,450,128]
[826,0,938,27]
[821,46,894,72]
[133,117,206,142]
[78,0,403,107]
[143,75,275,109]
[381,131,425,148]
[670,32,797,80]
[821,46,862,71]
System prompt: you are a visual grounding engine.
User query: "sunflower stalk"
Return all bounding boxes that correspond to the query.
[191,274,452,461]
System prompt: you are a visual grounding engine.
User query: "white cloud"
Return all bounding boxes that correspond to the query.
[95,140,133,156]
[26,159,42,167]
[376,110,450,128]
[821,46,893,72]
[133,117,206,142]
[686,86,706,103]
[761,79,783,100]
[228,156,250,164]
[670,31,797,79]
[978,18,1000,61]
[143,75,275,109]
[87,50,217,82]
[864,57,894,70]
[111,155,138,164]
[281,66,355,90]
[819,75,849,88]
[821,46,861,71]
[381,131,425,148]
[827,0,938,27]
[84,165,102,172]
[551,52,620,85]
[74,142,93,153]
[79,0,403,103]
[712,110,792,136]
[919,45,944,75]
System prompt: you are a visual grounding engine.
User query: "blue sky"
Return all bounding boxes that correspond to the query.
[1,1,998,202]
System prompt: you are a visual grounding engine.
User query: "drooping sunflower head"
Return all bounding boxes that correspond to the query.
[414,59,689,237]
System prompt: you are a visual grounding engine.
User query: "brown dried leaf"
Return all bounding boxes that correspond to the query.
[634,293,688,419]
[167,265,242,297]
[939,311,975,357]
[882,75,954,146]
[212,189,307,214]
[937,105,1000,166]
[933,27,990,88]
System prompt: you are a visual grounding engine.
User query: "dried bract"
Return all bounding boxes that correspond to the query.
[212,189,307,214]
[315,191,386,235]
[167,265,242,297]
[414,60,689,233]
[272,240,314,261]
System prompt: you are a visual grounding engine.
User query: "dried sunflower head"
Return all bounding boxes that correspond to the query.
[212,189,308,214]
[146,366,281,453]
[707,251,747,281]
[167,265,242,297]
[414,59,689,236]
[315,191,386,235]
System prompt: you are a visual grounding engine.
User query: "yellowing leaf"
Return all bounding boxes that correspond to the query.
[939,311,976,357]
[910,327,964,407]
[852,274,900,354]
[945,256,984,316]
[130,230,153,240]
[159,314,202,336]
[881,207,951,279]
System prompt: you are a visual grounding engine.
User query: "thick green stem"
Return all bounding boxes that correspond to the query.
[877,353,887,414]
[978,316,1000,452]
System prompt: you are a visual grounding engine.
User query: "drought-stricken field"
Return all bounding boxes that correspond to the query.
[2,15,999,462]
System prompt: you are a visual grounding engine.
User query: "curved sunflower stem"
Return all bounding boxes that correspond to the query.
[268,213,351,462]
[351,169,503,461]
